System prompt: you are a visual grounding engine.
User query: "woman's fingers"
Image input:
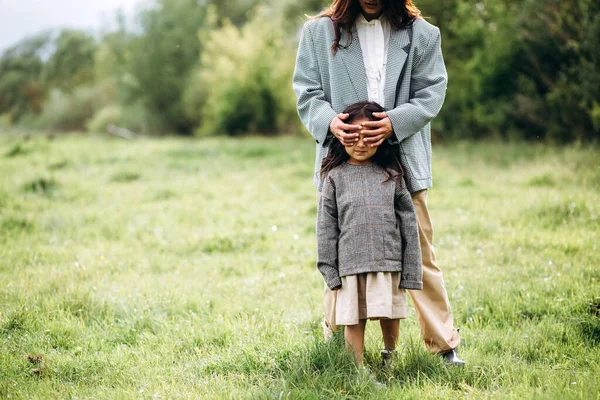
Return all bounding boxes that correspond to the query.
[364,133,386,147]
[360,122,386,140]
[336,128,359,145]
[369,137,386,147]
[360,120,385,129]
[361,115,393,145]
[338,122,362,132]
[339,129,359,139]
[332,113,390,146]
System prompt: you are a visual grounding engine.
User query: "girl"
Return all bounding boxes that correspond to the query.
[317,101,422,368]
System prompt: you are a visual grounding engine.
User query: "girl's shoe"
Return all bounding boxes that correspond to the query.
[360,366,385,388]
[381,349,396,369]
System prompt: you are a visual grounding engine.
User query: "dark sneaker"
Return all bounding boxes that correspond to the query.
[439,349,466,367]
[381,349,396,369]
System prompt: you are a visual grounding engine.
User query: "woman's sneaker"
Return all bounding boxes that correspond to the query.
[439,349,466,367]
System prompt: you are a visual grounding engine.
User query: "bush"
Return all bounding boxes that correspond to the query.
[187,6,303,136]
[21,79,117,132]
[429,0,600,142]
[0,113,11,129]
[125,0,207,134]
[118,102,168,135]
[86,105,122,133]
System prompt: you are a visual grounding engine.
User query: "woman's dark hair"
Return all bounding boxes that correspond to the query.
[312,0,421,55]
[320,101,404,183]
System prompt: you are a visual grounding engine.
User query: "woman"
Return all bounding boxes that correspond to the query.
[293,0,465,366]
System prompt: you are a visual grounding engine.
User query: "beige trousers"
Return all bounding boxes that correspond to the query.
[321,189,460,353]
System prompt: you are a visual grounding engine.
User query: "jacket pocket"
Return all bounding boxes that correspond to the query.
[400,134,431,180]
[384,220,403,262]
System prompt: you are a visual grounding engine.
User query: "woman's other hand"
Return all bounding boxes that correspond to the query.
[361,111,394,147]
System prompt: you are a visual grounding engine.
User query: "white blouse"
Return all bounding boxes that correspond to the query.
[355,14,391,107]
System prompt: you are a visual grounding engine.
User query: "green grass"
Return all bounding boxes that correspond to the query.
[0,133,599,399]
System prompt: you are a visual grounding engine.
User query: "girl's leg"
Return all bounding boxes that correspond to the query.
[380,319,400,351]
[380,319,400,368]
[345,319,367,365]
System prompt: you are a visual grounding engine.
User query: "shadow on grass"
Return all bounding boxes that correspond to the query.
[110,171,141,183]
[575,299,600,346]
[527,173,555,187]
[4,143,30,158]
[22,177,59,197]
[0,308,31,335]
[201,233,266,255]
[47,160,70,170]
[0,216,34,236]
[197,319,491,398]
[165,147,221,160]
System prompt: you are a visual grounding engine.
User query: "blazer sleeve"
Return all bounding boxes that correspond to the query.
[395,180,423,290]
[317,176,342,290]
[292,22,338,146]
[387,26,447,144]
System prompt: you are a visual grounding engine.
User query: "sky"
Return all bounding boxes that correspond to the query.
[0,0,147,53]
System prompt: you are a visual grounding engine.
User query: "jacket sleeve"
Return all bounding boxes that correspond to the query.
[387,26,447,144]
[395,180,423,290]
[317,176,342,290]
[292,22,337,146]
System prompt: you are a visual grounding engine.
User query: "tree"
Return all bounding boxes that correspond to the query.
[0,33,51,120]
[43,30,97,91]
[514,0,600,141]
[189,6,301,136]
[125,0,207,134]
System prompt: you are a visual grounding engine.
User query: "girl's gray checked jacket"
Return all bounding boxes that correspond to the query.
[317,163,423,290]
[292,17,447,193]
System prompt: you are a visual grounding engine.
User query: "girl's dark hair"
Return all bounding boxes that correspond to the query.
[320,101,404,183]
[312,0,421,55]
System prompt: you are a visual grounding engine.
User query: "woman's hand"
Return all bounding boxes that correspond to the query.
[361,111,394,147]
[330,113,361,146]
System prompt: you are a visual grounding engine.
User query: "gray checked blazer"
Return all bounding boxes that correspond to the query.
[317,163,423,290]
[292,17,448,193]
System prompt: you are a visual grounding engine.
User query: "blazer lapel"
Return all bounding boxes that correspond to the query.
[339,25,368,102]
[383,27,410,109]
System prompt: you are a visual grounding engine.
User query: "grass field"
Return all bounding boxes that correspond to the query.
[0,133,599,399]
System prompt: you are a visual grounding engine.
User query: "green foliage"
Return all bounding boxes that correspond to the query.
[86,104,122,133]
[43,30,97,91]
[192,7,301,136]
[24,79,115,132]
[0,113,12,128]
[4,143,29,158]
[1,0,599,141]
[280,0,330,28]
[425,0,600,142]
[210,0,262,26]
[0,33,50,119]
[515,0,600,142]
[125,0,207,133]
[120,101,169,135]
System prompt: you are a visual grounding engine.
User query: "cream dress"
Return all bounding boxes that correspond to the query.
[335,271,407,326]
